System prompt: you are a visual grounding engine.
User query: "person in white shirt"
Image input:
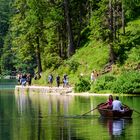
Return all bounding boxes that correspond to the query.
[91,71,95,83]
[112,96,123,111]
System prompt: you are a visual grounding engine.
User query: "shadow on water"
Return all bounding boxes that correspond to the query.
[98,117,132,139]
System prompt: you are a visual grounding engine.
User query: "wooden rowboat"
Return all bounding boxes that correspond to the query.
[98,103,133,118]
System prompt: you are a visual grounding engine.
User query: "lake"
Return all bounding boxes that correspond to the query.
[0,85,140,140]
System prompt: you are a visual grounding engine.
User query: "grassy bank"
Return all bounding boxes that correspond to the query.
[33,18,140,94]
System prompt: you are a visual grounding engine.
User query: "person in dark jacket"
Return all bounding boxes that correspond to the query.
[26,74,32,86]
[56,75,60,87]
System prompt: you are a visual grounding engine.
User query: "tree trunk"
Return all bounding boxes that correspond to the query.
[64,0,75,57]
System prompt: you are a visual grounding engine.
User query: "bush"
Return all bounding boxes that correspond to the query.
[66,60,80,73]
[74,77,90,92]
[90,71,140,94]
[90,74,116,93]
[111,71,140,94]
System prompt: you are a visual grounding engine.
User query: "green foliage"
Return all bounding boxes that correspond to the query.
[124,0,140,21]
[90,71,140,94]
[66,60,80,73]
[72,40,109,73]
[42,54,63,70]
[90,74,116,93]
[90,0,109,41]
[80,27,91,47]
[0,0,13,74]
[118,18,140,64]
[1,34,15,75]
[74,77,91,93]
[111,71,140,94]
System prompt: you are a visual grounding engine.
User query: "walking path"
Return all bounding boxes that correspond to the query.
[15,85,73,94]
[15,85,111,96]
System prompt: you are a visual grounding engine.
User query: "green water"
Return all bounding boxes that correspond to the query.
[0,87,140,140]
[0,79,17,89]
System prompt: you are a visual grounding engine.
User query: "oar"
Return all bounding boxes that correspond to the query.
[81,103,107,116]
[133,109,140,115]
[122,103,128,107]
[123,103,140,115]
[81,106,98,116]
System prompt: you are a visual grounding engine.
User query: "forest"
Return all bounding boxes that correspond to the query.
[0,0,140,94]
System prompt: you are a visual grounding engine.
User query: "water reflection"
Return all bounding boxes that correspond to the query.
[112,119,124,136]
[14,92,100,140]
[0,91,138,140]
[15,91,74,117]
[16,91,27,114]
[99,118,132,139]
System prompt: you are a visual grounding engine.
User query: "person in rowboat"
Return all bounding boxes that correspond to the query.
[112,96,124,112]
[101,95,113,109]
[107,95,113,109]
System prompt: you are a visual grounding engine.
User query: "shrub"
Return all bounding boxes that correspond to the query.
[90,74,116,93]
[90,71,140,94]
[74,77,90,92]
[111,71,140,94]
[66,60,80,73]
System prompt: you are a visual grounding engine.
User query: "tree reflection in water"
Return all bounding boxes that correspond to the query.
[14,92,135,140]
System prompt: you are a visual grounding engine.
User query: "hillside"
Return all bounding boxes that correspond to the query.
[33,17,140,94]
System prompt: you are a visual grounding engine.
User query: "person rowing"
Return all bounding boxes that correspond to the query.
[112,96,124,112]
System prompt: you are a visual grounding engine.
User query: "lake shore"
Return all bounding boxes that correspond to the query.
[15,85,140,96]
[15,85,112,96]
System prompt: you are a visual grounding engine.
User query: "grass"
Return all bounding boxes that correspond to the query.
[33,18,140,94]
[33,40,109,86]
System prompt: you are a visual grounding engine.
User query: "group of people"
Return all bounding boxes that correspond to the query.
[103,95,124,112]
[48,74,69,87]
[17,72,69,88]
[17,73,32,86]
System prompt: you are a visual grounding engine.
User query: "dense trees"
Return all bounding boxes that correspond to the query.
[0,0,13,74]
[0,0,140,77]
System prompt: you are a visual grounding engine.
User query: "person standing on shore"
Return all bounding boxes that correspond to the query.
[26,73,32,86]
[17,73,22,85]
[63,74,69,87]
[56,75,60,87]
[48,74,53,87]
[20,74,27,86]
[90,70,95,83]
